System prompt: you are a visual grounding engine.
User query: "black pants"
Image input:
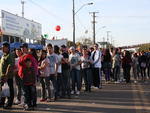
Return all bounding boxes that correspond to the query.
[0,79,14,107]
[147,65,150,77]
[62,69,71,97]
[92,68,101,88]
[23,85,36,107]
[123,66,131,83]
[140,67,146,80]
[15,75,23,101]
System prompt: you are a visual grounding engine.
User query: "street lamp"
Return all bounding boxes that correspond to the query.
[72,0,93,45]
[95,26,106,36]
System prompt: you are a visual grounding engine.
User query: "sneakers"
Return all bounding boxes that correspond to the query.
[23,104,34,111]
[3,105,12,109]
[40,98,47,102]
[71,91,75,95]
[76,91,80,95]
[134,80,137,83]
[46,98,51,102]
[114,81,120,84]
[14,99,21,105]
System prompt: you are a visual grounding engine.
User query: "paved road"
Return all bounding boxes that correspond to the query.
[0,81,150,113]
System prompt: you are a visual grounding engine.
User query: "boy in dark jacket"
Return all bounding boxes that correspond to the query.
[22,58,36,110]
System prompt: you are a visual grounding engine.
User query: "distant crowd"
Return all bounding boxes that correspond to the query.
[0,42,150,111]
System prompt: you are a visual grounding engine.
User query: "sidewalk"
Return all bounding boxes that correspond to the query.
[0,80,150,113]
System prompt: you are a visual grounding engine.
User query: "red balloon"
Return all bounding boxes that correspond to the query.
[55,25,61,31]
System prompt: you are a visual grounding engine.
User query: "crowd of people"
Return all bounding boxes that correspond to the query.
[0,42,150,111]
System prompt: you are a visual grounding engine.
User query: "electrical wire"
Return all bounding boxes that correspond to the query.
[26,0,66,22]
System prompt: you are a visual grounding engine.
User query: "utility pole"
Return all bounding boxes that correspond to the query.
[90,12,99,44]
[21,0,25,17]
[106,31,111,48]
[72,0,75,45]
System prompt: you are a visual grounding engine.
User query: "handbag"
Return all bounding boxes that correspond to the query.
[1,83,10,97]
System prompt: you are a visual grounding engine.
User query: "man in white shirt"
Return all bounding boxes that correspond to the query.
[69,46,81,95]
[90,44,102,89]
[47,43,58,101]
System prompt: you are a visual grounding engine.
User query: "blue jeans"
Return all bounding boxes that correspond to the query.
[113,66,120,81]
[71,69,81,91]
[82,68,92,91]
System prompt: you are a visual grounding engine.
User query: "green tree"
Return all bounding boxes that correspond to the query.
[138,43,150,52]
[67,41,74,47]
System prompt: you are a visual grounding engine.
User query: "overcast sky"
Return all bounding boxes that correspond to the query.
[0,0,150,46]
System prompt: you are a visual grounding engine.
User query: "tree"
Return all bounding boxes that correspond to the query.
[67,41,74,47]
[76,41,82,47]
[138,43,150,52]
[77,37,93,46]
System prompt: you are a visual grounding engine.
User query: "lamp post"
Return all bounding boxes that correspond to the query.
[106,31,111,48]
[72,0,93,45]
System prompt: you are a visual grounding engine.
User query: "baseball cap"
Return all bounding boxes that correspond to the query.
[69,46,75,50]
[20,43,28,48]
[2,41,10,48]
[61,45,66,48]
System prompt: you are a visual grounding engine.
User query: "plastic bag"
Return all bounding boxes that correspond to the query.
[1,83,10,97]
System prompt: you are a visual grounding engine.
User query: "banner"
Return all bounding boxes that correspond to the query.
[0,10,42,40]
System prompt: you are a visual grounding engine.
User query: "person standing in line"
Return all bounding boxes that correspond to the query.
[132,53,139,83]
[14,48,23,105]
[22,58,36,110]
[18,43,38,108]
[47,43,58,101]
[69,46,81,95]
[122,51,132,83]
[81,46,92,92]
[38,50,50,102]
[102,49,112,83]
[139,51,147,81]
[112,49,121,83]
[54,45,64,98]
[90,44,102,89]
[0,42,15,109]
[146,50,150,79]
[61,45,71,98]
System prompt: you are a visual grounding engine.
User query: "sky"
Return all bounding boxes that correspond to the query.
[0,0,150,46]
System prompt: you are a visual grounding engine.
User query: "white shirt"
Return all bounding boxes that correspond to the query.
[40,57,50,77]
[91,50,102,68]
[69,53,81,70]
[47,53,58,74]
[57,54,63,73]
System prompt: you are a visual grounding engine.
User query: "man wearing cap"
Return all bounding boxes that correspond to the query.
[0,42,15,109]
[61,45,71,98]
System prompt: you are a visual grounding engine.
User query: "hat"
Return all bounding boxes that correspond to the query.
[61,45,66,48]
[2,41,10,48]
[20,43,28,48]
[69,46,75,50]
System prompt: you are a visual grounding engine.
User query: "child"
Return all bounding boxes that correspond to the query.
[22,58,36,110]
[38,50,50,102]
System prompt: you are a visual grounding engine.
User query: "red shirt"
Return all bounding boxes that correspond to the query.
[18,54,38,78]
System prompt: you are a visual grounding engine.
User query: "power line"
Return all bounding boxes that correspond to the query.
[26,0,65,22]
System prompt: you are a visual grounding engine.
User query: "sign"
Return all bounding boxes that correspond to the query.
[46,39,67,47]
[0,10,42,40]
